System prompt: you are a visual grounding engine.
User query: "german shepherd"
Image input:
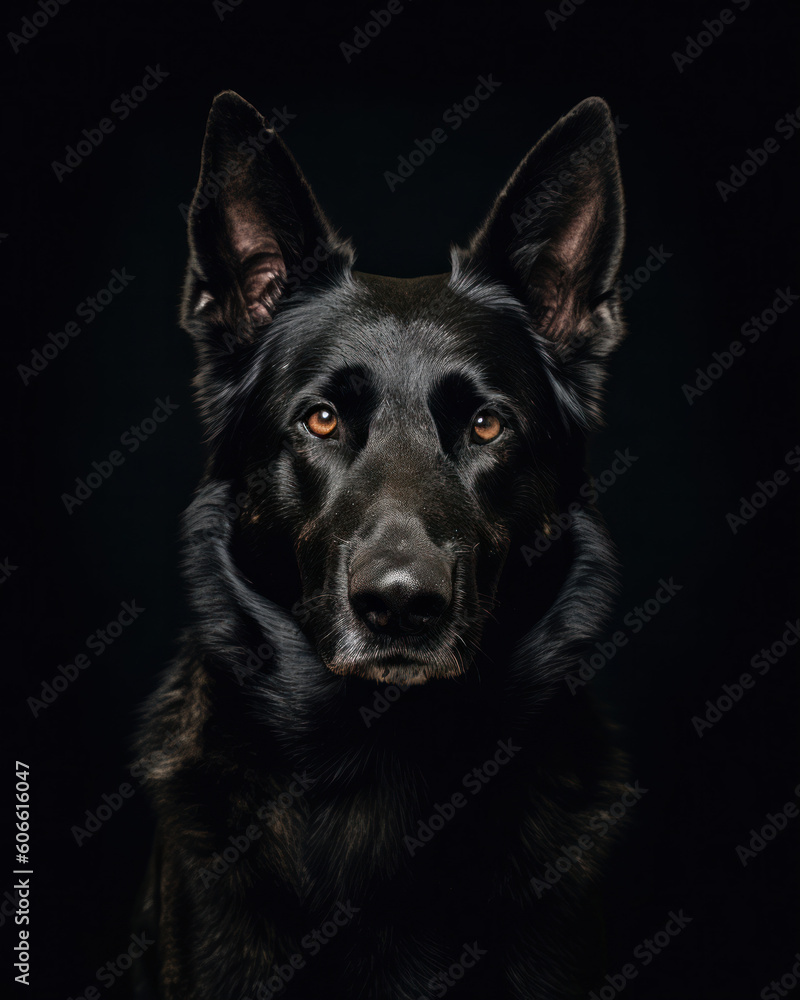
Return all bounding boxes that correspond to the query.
[135,90,629,1000]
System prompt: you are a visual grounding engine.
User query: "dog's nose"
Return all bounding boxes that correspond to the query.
[349,541,453,636]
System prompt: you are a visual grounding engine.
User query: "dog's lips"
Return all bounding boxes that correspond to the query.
[310,570,482,685]
[323,653,465,686]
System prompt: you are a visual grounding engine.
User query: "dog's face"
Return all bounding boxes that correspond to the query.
[231,272,560,686]
[181,92,624,686]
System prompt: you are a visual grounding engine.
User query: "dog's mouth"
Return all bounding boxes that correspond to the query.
[293,518,499,686]
[310,581,486,686]
[324,647,469,686]
[326,660,446,686]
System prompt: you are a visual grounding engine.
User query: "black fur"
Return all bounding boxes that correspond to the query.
[135,90,629,1000]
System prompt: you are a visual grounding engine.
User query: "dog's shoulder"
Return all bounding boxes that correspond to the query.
[134,655,215,791]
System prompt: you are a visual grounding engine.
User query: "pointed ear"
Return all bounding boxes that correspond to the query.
[463,97,625,356]
[181,91,353,343]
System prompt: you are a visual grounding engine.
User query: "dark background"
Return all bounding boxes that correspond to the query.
[3,0,798,997]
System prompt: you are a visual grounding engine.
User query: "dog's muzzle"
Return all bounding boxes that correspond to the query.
[347,513,453,638]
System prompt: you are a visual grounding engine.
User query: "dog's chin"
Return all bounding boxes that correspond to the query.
[323,655,467,686]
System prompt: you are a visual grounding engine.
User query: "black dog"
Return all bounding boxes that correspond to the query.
[135,90,629,1000]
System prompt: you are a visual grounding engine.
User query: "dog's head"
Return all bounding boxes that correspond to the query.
[181,92,625,687]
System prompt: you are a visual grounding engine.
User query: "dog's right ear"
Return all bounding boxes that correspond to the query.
[181,91,352,344]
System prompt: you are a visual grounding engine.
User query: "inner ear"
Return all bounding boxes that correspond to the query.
[227,201,286,325]
[239,251,285,325]
[192,191,288,335]
[520,189,609,345]
[192,165,292,336]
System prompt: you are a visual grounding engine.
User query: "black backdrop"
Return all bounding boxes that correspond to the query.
[3,0,798,997]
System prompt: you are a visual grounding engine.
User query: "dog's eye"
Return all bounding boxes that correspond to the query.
[471,411,503,444]
[305,407,339,438]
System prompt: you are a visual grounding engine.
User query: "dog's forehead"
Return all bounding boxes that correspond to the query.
[271,269,538,396]
[345,269,524,339]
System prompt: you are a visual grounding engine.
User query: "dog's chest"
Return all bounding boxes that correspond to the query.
[231,765,503,913]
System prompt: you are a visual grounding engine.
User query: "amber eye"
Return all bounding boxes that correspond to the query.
[471,411,503,443]
[305,407,339,438]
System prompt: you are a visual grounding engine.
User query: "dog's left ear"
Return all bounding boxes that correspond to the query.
[463,97,625,357]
